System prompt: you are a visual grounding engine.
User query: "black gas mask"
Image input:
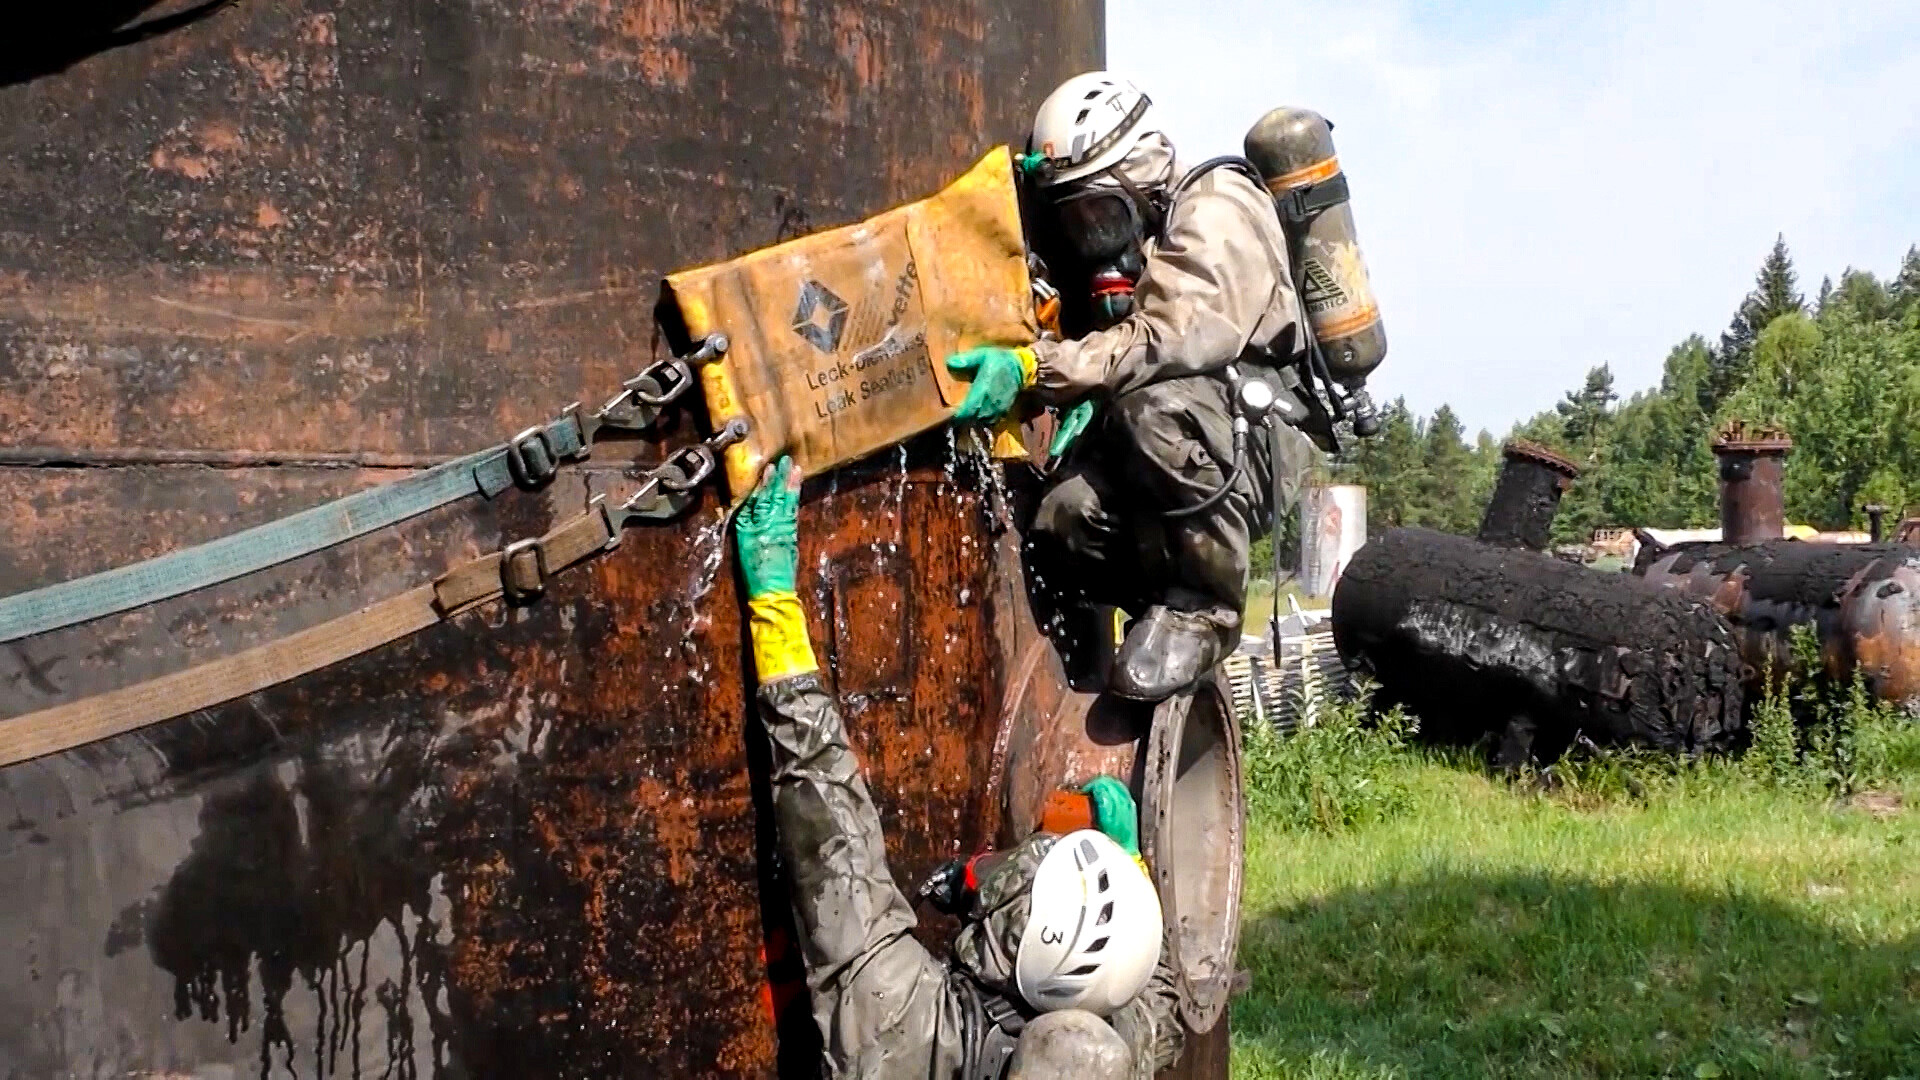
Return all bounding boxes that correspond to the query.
[1053,173,1164,330]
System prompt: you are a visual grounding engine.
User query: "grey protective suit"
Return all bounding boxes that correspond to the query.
[758,672,1185,1079]
[1029,134,1320,649]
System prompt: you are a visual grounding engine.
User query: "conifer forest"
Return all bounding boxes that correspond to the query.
[1337,239,1920,545]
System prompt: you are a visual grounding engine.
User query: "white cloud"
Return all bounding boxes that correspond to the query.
[1108,0,1920,433]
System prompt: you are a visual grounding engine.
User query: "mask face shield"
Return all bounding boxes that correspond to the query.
[1052,186,1143,264]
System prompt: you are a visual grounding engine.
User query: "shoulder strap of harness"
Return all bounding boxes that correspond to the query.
[1170,153,1351,227]
[1156,155,1267,245]
[1168,154,1266,207]
[1166,155,1347,449]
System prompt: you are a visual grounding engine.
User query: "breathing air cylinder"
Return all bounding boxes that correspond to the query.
[1244,107,1387,432]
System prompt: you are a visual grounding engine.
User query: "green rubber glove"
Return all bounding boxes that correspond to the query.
[734,456,801,600]
[947,345,1035,424]
[1081,775,1141,857]
[1049,400,1096,458]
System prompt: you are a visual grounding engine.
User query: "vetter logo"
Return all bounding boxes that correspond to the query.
[791,280,849,354]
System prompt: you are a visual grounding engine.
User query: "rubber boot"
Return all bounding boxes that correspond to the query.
[1109,518,1246,702]
[1108,603,1235,701]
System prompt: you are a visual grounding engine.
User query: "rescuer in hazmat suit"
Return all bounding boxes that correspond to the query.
[733,456,1185,1079]
[947,73,1322,702]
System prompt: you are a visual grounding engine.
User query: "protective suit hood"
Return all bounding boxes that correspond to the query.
[1071,130,1179,200]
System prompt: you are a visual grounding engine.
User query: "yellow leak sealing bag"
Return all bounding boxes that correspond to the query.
[666,146,1036,499]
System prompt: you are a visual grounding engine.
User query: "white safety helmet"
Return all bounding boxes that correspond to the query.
[1028,72,1156,188]
[1014,829,1164,1016]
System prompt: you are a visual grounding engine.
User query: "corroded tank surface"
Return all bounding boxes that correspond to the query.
[1476,441,1579,553]
[1638,541,1920,705]
[0,3,1101,1077]
[1635,424,1920,706]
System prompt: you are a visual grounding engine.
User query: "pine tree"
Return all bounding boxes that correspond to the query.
[1555,364,1617,454]
[1831,268,1890,321]
[1890,245,1920,315]
[1817,274,1834,313]
[1334,239,1920,545]
[1706,235,1804,411]
[1419,405,1479,534]
[1337,397,1425,532]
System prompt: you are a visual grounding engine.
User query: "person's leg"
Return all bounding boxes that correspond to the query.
[1027,461,1153,688]
[1101,375,1275,700]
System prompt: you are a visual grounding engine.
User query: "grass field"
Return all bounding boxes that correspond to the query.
[1230,695,1920,1079]
[1244,578,1319,634]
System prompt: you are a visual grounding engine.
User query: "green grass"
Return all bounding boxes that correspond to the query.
[1231,681,1920,1079]
[1245,578,1319,633]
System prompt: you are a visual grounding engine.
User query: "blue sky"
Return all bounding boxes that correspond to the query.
[1108,0,1920,435]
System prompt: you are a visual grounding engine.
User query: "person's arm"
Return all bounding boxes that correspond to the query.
[735,458,963,1075]
[1032,176,1296,402]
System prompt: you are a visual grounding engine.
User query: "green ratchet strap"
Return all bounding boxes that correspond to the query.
[0,338,723,646]
[0,414,586,645]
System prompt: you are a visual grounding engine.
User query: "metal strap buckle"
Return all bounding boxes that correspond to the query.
[505,424,561,488]
[500,537,548,604]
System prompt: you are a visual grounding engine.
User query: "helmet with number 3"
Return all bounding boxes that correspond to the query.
[1013,829,1163,1015]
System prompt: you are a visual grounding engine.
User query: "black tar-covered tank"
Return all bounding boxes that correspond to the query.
[1333,528,1747,762]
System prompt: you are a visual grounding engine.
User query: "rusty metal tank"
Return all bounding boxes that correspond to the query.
[1712,422,1794,545]
[1639,540,1920,703]
[0,4,1171,1078]
[1636,425,1920,704]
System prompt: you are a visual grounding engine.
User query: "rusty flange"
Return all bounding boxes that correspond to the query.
[1712,420,1794,455]
[1503,439,1581,481]
[1139,674,1245,1035]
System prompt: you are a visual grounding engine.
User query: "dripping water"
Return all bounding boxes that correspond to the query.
[678,507,731,688]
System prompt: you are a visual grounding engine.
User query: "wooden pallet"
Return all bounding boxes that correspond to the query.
[1223,631,1347,733]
